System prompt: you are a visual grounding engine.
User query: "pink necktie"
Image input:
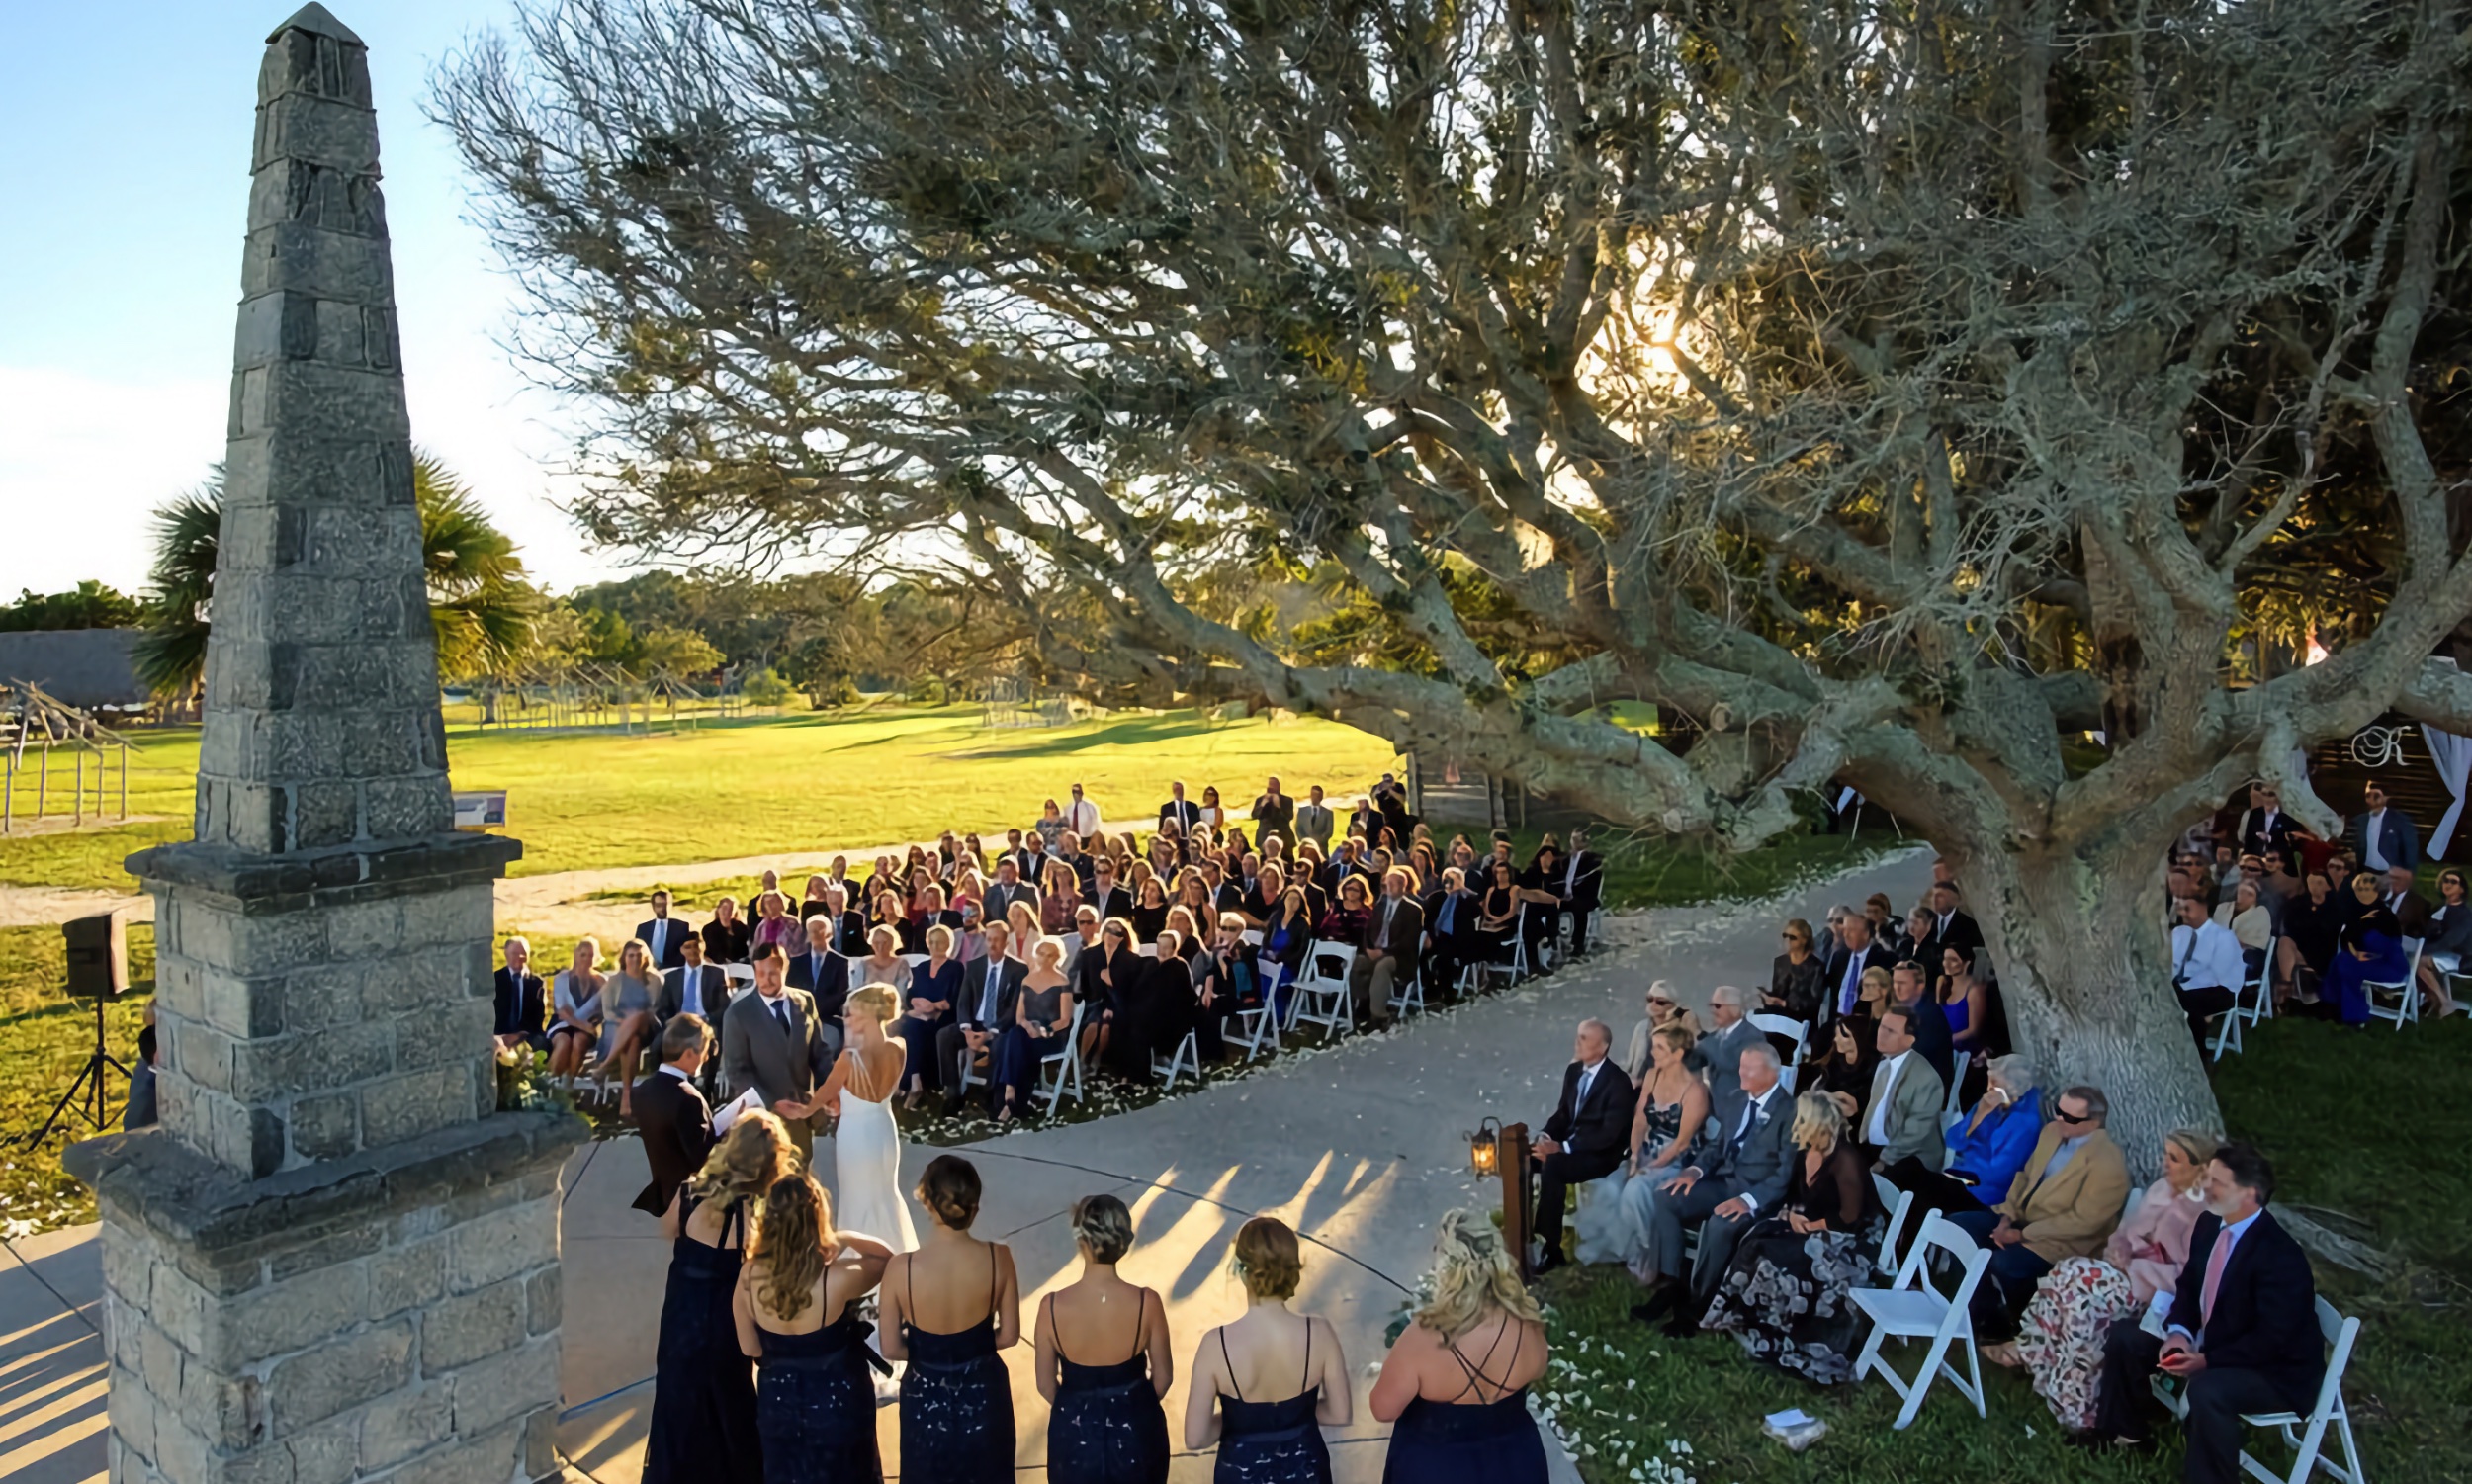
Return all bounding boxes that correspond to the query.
[2198,1227,2235,1328]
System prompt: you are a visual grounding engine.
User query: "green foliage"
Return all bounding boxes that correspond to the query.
[637,625,723,676]
[737,667,797,707]
[0,579,144,632]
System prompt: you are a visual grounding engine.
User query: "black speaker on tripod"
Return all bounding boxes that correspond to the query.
[17,909,133,1147]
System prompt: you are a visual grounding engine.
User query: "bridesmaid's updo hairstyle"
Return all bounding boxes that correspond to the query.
[1230,1216,1302,1300]
[917,1154,982,1229]
[1071,1194,1135,1265]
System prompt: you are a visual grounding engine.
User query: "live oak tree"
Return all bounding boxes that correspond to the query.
[437,0,2472,1156]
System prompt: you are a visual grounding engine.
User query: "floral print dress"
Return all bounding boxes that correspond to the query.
[1699,1143,1882,1383]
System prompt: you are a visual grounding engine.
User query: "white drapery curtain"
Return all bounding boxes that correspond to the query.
[2424,728,2472,860]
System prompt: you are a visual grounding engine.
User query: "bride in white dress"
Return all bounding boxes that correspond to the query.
[817,984,920,1256]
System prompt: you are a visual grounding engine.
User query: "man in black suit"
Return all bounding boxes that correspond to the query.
[1925,881,1985,957]
[1084,858,1132,923]
[1822,914,1893,1024]
[785,916,850,1055]
[1347,866,1424,1028]
[1159,780,1203,833]
[1552,828,1608,955]
[1529,1019,1636,1273]
[816,884,867,957]
[940,921,1027,1112]
[983,857,1040,925]
[657,936,733,1094]
[492,936,547,1050]
[1422,867,1481,1000]
[636,889,690,970]
[2088,1144,2324,1483]
[630,1014,714,1217]
[1251,775,1296,848]
[2235,782,2298,859]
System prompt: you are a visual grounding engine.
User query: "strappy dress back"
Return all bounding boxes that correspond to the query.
[645,1197,762,1484]
[1045,1288,1171,1482]
[1211,1321,1332,1484]
[1376,1317,1548,1484]
[897,1245,1016,1483]
[751,1268,892,1484]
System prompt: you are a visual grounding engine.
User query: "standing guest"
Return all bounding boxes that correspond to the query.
[733,1172,897,1484]
[993,940,1075,1122]
[1627,1046,1795,1334]
[1294,785,1335,853]
[1998,1129,2219,1425]
[896,925,963,1108]
[1527,1020,1636,1273]
[639,889,691,970]
[704,895,753,964]
[751,891,804,957]
[1035,800,1068,849]
[1944,1086,2131,1344]
[1551,829,1606,956]
[1065,781,1104,841]
[547,938,605,1083]
[632,1015,716,1219]
[1160,780,1203,833]
[1371,1211,1550,1483]
[1036,1194,1174,1484]
[1347,868,1424,1031]
[2414,867,2472,1016]
[721,946,830,1162]
[1925,881,1984,955]
[596,938,665,1115]
[1185,1217,1352,1482]
[788,917,853,1042]
[1937,944,1991,1056]
[881,1157,1021,1484]
[1699,1092,1882,1381]
[1854,1007,1945,1172]
[1197,785,1227,831]
[2322,876,2404,1026]
[1688,986,1762,1110]
[1882,1055,2044,1215]
[1767,919,1827,1024]
[2348,781,2419,873]
[125,1021,160,1130]
[941,922,1025,1113]
[645,1110,793,1484]
[494,935,548,1051]
[2085,1145,2322,1479]
[2236,782,2295,858]
[1252,776,1297,848]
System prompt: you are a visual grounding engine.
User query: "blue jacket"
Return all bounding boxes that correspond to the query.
[1942,1086,2043,1191]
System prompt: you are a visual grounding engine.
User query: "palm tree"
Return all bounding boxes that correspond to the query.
[134,454,541,697]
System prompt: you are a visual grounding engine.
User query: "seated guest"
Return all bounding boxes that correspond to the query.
[1115,929,1198,1083]
[1318,874,1374,957]
[750,890,803,956]
[597,938,664,1116]
[1369,1210,1552,1483]
[1039,860,1082,936]
[1998,1128,2219,1427]
[2414,867,2472,1016]
[992,940,1076,1122]
[1889,960,1956,1090]
[1621,981,1691,1081]
[1701,1091,1882,1380]
[1194,914,1257,1061]
[799,874,836,922]
[787,917,852,1030]
[939,921,1024,1113]
[631,1014,715,1217]
[547,938,605,1082]
[1007,900,1047,966]
[1626,1045,1793,1333]
[1059,905,1104,978]
[2212,882,2274,975]
[1883,1054,2043,1215]
[1080,919,1141,1068]
[2258,846,2304,906]
[908,884,963,955]
[895,924,961,1107]
[1944,1086,2130,1344]
[2168,894,2247,1045]
[853,926,913,997]
[1162,906,1205,967]
[494,935,548,1051]
[2085,1144,2322,1479]
[1768,918,1828,1023]
[1808,1015,1878,1125]
[2322,874,2405,1025]
[984,856,1040,925]
[1421,867,1480,1003]
[1687,985,1763,1110]
[657,936,732,1090]
[1588,1024,1710,1275]
[1527,1020,1636,1273]
[1474,860,1524,967]
[702,895,751,963]
[1258,885,1316,1023]
[1346,867,1423,1031]
[638,889,691,970]
[1867,893,1907,957]
[1084,858,1132,923]
[819,885,866,957]
[1853,1006,1944,1173]
[1822,912,1893,1024]
[2273,868,2346,1004]
[1936,945,1991,1057]
[2380,863,2432,939]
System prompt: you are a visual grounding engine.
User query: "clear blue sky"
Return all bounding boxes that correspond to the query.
[0,1,622,597]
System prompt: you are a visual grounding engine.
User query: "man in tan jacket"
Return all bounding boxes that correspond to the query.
[1945,1085,2131,1341]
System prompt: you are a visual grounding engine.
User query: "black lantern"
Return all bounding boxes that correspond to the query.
[1466,1116,1502,1178]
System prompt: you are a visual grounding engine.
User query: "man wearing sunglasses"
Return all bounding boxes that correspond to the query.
[1945,1085,2131,1344]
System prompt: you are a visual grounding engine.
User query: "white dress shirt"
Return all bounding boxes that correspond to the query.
[1066,797,1103,838]
[2168,919,2246,991]
[2362,809,2389,870]
[1865,1050,1912,1145]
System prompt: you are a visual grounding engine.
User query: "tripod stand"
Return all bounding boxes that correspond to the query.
[18,993,128,1147]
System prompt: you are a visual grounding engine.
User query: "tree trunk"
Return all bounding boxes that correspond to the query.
[1959,839,2222,1178]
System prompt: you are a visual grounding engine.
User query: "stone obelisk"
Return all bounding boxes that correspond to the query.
[67,9,585,1482]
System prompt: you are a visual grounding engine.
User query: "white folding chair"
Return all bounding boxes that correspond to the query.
[1242,928,1264,947]
[1748,1012,1809,1065]
[2151,1297,2363,1484]
[2364,941,2423,1030]
[1290,943,1356,1039]
[722,963,756,987]
[1135,943,1160,959]
[1387,962,1427,1019]
[1233,995,1280,1060]
[1151,1028,1202,1090]
[1849,1213,1991,1429]
[1873,1179,1918,1277]
[1035,1001,1089,1114]
[1942,1051,1971,1119]
[901,953,929,970]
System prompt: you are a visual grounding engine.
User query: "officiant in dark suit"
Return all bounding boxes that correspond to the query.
[636,890,690,970]
[631,1015,714,1216]
[1529,1019,1636,1273]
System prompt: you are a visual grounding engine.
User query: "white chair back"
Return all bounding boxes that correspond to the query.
[1748,1012,1809,1064]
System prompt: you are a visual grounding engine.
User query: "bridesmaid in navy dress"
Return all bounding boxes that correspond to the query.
[733,1171,898,1484]
[645,1110,794,1484]
[1184,1217,1352,1483]
[1035,1194,1173,1483]
[1369,1211,1550,1483]
[879,1156,1020,1483]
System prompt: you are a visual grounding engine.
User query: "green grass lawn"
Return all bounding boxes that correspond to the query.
[1539,1013,2472,1484]
[0,705,1403,892]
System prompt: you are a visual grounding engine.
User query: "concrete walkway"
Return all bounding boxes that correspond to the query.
[1,848,1930,1483]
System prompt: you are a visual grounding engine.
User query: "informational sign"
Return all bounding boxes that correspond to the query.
[451,790,508,830]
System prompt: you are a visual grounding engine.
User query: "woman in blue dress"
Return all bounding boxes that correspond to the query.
[880,1156,1019,1483]
[645,1110,795,1484]
[1256,889,1315,1027]
[1184,1217,1351,1483]
[897,924,964,1108]
[2327,876,2407,1024]
[1035,1194,1173,1483]
[732,1169,897,1484]
[1370,1211,1549,1484]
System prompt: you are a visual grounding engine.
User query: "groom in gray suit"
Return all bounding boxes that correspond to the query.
[1629,1043,1796,1335]
[719,944,832,1160]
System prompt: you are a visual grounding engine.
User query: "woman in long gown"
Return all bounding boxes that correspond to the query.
[1184,1217,1351,1483]
[733,1171,897,1484]
[2325,875,2406,1024]
[993,939,1075,1122]
[1371,1212,1550,1483]
[898,925,964,1108]
[1256,889,1315,1026]
[1036,1194,1174,1484]
[809,986,921,1256]
[881,1156,1020,1484]
[1698,1092,1882,1383]
[1595,1025,1710,1272]
[645,1110,796,1484]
